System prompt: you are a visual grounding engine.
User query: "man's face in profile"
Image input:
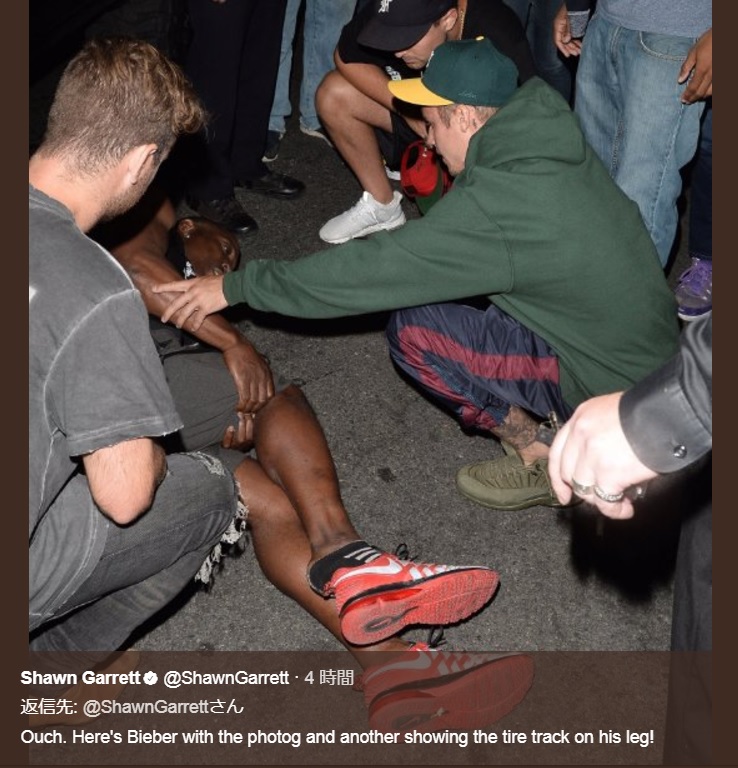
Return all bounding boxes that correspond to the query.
[394,19,450,70]
[422,105,469,177]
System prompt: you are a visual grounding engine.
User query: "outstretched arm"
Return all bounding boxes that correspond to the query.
[153,274,229,331]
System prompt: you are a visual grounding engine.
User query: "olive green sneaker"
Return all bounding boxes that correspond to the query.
[456,453,573,511]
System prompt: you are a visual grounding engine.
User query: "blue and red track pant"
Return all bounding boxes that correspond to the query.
[386,303,573,432]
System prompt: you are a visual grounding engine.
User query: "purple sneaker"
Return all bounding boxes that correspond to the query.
[674,257,712,322]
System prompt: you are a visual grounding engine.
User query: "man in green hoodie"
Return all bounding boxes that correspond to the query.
[155,37,679,512]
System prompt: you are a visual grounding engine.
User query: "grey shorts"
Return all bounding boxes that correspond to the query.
[161,347,291,472]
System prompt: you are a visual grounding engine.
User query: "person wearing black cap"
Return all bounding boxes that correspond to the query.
[314,0,536,244]
[155,38,679,513]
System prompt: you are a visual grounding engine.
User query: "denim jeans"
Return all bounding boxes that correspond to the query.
[269,0,356,133]
[575,12,705,266]
[688,104,712,262]
[503,0,572,102]
[30,452,239,662]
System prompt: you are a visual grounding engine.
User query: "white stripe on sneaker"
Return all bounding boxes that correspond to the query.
[331,558,404,586]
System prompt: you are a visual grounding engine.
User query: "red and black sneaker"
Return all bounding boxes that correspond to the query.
[323,549,499,646]
[362,646,535,732]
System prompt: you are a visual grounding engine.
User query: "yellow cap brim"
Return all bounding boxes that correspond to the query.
[388,77,453,107]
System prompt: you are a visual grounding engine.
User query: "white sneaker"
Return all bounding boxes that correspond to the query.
[319,191,406,244]
[385,165,401,181]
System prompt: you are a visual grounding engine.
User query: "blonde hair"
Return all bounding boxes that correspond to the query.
[39,38,207,175]
[437,103,497,128]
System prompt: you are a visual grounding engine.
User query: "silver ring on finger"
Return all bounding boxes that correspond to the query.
[571,479,594,497]
[593,485,625,503]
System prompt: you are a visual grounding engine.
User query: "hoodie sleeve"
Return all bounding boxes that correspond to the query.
[223,184,515,319]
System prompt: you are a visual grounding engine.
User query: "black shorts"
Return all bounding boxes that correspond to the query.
[375,111,423,171]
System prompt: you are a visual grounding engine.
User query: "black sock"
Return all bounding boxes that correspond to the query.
[308,540,383,593]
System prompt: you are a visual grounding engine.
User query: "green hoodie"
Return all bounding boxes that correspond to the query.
[224,78,679,406]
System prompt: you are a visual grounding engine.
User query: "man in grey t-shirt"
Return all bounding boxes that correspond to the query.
[29,40,240,720]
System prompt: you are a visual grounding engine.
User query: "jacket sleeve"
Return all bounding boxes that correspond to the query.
[619,314,711,473]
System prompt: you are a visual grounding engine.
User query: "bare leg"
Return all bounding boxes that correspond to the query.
[239,386,496,654]
[250,385,363,561]
[490,405,550,465]
[317,70,395,204]
[233,455,408,667]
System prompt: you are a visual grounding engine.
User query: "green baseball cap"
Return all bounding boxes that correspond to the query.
[388,37,519,107]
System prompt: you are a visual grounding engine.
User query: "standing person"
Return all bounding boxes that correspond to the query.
[264,0,357,162]
[154,39,680,512]
[314,0,536,244]
[503,0,573,102]
[183,0,305,236]
[553,1,712,267]
[547,313,712,763]
[674,103,712,321]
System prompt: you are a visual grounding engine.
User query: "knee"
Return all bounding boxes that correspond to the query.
[259,383,310,417]
[178,453,240,540]
[386,308,426,364]
[316,70,354,126]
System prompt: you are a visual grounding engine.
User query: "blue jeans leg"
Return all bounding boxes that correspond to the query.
[30,452,240,656]
[269,0,302,135]
[688,105,712,261]
[299,0,356,131]
[575,14,704,266]
[503,0,572,102]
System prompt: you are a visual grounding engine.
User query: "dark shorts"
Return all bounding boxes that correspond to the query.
[162,346,291,472]
[375,110,422,171]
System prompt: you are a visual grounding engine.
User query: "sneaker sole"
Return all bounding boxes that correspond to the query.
[319,215,406,245]
[677,308,711,323]
[368,654,534,732]
[339,568,498,646]
[299,125,333,146]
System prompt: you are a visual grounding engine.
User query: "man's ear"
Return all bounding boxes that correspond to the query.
[441,8,458,34]
[456,104,473,133]
[125,144,159,186]
[177,218,196,239]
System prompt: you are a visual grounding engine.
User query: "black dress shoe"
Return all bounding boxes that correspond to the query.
[239,170,305,199]
[188,195,258,236]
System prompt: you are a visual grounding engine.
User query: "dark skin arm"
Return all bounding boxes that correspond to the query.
[98,190,274,442]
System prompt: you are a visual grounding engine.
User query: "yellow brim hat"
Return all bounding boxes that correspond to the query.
[388,77,453,107]
[388,37,518,108]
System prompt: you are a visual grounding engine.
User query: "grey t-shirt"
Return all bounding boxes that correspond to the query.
[29,185,182,629]
[598,0,711,38]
